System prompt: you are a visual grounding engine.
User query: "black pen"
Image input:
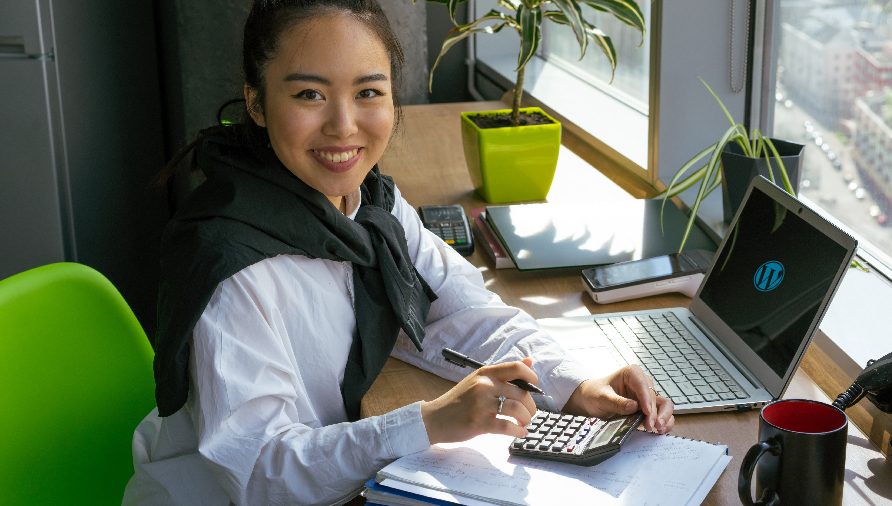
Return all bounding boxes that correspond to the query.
[442,348,546,395]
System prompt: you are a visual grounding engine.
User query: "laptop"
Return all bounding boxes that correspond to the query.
[539,176,858,413]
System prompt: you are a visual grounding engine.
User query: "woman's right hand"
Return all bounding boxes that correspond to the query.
[420,358,538,444]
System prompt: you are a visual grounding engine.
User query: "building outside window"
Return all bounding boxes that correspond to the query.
[773,0,892,257]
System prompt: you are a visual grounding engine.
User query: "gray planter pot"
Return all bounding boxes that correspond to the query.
[720,138,805,224]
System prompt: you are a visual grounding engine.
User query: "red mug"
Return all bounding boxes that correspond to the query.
[738,399,848,506]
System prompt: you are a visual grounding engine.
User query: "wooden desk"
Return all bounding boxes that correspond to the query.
[363,102,892,505]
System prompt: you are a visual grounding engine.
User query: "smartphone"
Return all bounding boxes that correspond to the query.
[581,250,714,304]
[418,205,474,256]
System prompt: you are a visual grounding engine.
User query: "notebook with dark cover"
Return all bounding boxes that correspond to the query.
[484,199,717,271]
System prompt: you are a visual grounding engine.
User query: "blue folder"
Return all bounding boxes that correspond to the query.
[364,477,458,506]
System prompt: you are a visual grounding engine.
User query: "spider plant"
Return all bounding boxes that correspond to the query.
[658,77,796,252]
[423,0,646,126]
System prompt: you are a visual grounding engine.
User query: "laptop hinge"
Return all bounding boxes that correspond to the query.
[688,317,765,390]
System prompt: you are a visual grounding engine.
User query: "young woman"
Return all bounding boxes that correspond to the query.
[123,1,675,505]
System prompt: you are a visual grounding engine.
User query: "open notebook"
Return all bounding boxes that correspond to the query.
[372,431,730,506]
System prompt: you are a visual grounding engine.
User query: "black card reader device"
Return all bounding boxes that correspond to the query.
[418,205,474,256]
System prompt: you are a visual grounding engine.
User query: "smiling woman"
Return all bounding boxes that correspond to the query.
[124,1,674,505]
[245,14,395,210]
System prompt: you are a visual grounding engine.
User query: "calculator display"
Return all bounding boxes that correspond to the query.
[590,419,623,448]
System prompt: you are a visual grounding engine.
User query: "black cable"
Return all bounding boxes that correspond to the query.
[831,383,866,411]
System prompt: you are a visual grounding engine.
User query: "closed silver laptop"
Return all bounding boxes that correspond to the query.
[540,176,858,413]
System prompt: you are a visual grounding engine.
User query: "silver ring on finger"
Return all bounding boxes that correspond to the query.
[497,395,506,414]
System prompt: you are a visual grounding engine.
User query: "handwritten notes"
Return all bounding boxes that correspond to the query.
[378,431,729,506]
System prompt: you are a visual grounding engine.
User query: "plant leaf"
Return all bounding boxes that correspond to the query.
[455,9,517,31]
[762,137,795,195]
[752,131,776,185]
[699,77,736,128]
[499,0,521,11]
[656,143,715,233]
[678,124,739,252]
[543,10,571,24]
[583,22,616,80]
[516,5,543,72]
[430,23,508,91]
[550,0,587,58]
[580,0,645,45]
[656,143,716,198]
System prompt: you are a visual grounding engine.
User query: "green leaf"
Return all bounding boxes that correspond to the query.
[543,10,570,24]
[430,23,508,91]
[678,124,740,252]
[422,0,467,6]
[499,0,521,11]
[656,143,715,233]
[516,5,542,72]
[584,22,616,80]
[762,137,796,195]
[752,131,776,185]
[699,77,735,128]
[455,9,517,32]
[447,0,462,24]
[550,0,587,58]
[728,129,751,156]
[580,0,645,45]
[657,144,716,198]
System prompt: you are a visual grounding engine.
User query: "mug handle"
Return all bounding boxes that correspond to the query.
[738,439,782,506]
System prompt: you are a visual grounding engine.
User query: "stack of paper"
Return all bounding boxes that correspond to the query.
[363,431,730,506]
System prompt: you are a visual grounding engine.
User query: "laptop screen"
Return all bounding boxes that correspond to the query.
[698,185,848,378]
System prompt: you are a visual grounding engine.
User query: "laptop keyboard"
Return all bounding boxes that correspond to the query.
[593,313,748,405]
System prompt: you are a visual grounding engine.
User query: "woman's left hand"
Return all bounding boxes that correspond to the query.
[561,365,675,434]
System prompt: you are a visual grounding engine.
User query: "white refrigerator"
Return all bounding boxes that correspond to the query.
[0,0,169,335]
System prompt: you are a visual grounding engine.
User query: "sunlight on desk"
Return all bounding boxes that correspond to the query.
[519,295,560,307]
[546,145,635,203]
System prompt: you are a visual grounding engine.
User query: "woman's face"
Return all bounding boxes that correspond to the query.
[246,13,395,210]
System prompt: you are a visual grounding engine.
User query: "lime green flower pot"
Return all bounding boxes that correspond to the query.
[460,107,561,203]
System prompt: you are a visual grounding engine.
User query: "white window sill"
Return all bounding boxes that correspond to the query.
[476,54,649,170]
[817,263,892,377]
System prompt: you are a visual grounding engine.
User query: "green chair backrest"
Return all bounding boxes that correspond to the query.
[0,263,155,506]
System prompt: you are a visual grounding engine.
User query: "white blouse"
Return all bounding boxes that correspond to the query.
[122,185,594,506]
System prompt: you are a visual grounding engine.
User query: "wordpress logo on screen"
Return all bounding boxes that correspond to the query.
[754,261,785,291]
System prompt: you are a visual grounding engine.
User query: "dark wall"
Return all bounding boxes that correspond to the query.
[426,2,473,104]
[52,0,169,337]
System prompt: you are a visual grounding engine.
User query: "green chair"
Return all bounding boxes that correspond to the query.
[0,263,155,505]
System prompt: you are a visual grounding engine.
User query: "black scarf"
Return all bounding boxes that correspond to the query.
[153,132,437,420]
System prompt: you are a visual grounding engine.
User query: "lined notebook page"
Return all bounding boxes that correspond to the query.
[378,431,728,506]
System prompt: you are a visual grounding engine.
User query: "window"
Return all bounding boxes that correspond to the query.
[773,0,892,268]
[538,1,652,114]
[470,0,652,179]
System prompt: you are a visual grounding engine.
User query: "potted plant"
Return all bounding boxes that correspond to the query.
[425,0,646,203]
[658,78,804,251]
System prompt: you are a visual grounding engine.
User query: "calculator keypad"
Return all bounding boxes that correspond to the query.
[513,411,600,454]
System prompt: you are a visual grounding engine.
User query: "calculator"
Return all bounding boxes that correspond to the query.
[509,410,644,466]
[418,205,474,256]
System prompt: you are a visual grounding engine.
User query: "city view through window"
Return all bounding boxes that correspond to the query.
[775,0,892,255]
[538,1,890,258]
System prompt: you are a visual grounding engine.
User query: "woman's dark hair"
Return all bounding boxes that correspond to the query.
[156,0,406,185]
